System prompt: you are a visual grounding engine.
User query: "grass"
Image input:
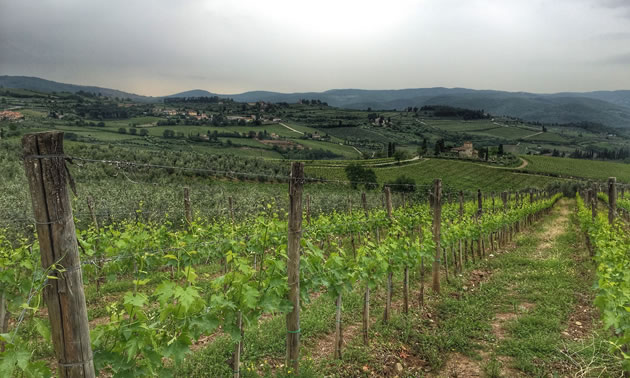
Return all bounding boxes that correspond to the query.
[176,290,365,377]
[289,138,361,158]
[308,199,623,377]
[523,155,630,182]
[306,158,561,192]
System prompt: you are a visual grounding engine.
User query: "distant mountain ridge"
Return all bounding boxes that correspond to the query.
[0,75,155,102]
[2,75,630,128]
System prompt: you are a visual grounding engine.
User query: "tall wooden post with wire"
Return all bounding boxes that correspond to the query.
[184,187,192,224]
[361,191,370,345]
[383,186,393,323]
[286,162,304,373]
[22,131,95,378]
[608,177,617,225]
[431,179,442,294]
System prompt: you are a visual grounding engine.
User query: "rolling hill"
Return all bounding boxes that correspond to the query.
[0,75,156,102]
[3,75,630,128]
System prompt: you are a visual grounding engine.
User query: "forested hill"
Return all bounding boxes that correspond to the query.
[3,75,630,127]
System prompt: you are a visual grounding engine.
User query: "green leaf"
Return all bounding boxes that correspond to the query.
[174,286,200,311]
[123,292,147,308]
[34,319,51,343]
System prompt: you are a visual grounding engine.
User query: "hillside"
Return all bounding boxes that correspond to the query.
[3,75,630,128]
[0,75,155,102]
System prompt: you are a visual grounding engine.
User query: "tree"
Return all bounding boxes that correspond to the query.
[434,139,445,155]
[139,129,149,136]
[118,127,126,134]
[498,144,504,155]
[393,150,410,163]
[419,138,428,155]
[386,175,416,193]
[129,128,137,135]
[344,164,378,190]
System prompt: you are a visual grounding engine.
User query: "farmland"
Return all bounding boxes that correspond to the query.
[0,88,627,377]
[522,155,630,182]
[306,158,560,192]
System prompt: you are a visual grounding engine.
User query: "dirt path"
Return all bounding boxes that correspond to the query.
[522,131,543,139]
[307,156,423,168]
[278,122,304,135]
[472,157,528,170]
[433,199,606,377]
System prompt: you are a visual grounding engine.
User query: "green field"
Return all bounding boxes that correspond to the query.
[523,155,630,182]
[291,138,360,158]
[306,158,561,192]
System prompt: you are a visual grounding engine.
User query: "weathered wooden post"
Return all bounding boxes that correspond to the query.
[184,187,192,223]
[431,179,442,294]
[384,186,393,219]
[506,192,508,246]
[306,194,311,226]
[477,189,483,217]
[383,186,393,323]
[22,132,95,378]
[592,185,598,221]
[458,191,464,271]
[86,195,105,291]
[361,192,369,218]
[608,177,617,225]
[361,191,370,345]
[233,311,242,378]
[286,162,304,372]
[477,189,484,257]
[86,196,99,231]
[228,196,235,224]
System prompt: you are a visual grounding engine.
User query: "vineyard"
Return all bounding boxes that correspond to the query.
[522,155,630,182]
[0,132,626,377]
[575,184,630,371]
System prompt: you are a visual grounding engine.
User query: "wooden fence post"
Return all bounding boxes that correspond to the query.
[592,187,597,221]
[477,189,483,257]
[384,187,393,219]
[86,195,105,291]
[383,186,393,323]
[458,191,464,271]
[608,177,617,225]
[361,191,370,345]
[22,132,95,378]
[477,189,483,217]
[228,196,235,224]
[184,187,192,224]
[86,196,99,231]
[306,194,311,226]
[233,311,242,378]
[286,162,304,373]
[431,179,442,294]
[361,192,369,218]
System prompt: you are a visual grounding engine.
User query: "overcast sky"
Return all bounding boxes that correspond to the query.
[1,0,629,96]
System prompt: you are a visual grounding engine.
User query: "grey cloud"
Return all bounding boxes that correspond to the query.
[597,0,630,8]
[1,0,630,94]
[596,31,630,40]
[602,52,630,64]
